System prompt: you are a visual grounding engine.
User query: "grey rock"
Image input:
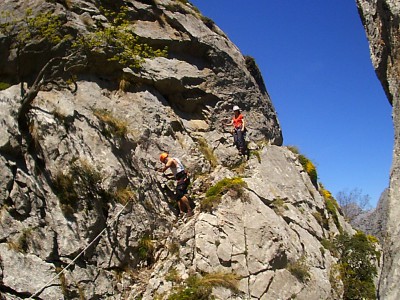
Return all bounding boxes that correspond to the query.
[356,1,400,298]
[0,0,362,299]
[140,147,350,299]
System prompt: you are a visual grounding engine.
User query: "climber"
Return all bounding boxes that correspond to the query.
[223,105,247,156]
[158,152,193,218]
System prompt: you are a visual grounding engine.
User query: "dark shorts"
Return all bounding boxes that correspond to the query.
[175,172,190,200]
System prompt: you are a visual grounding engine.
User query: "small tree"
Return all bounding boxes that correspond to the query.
[334,231,379,299]
[336,188,371,222]
[0,6,167,129]
[0,9,76,127]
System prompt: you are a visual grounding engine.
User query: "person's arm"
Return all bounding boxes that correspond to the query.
[223,119,233,127]
[160,158,174,173]
[241,118,245,131]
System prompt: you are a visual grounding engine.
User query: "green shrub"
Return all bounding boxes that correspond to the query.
[76,6,168,69]
[367,234,379,244]
[249,150,261,163]
[165,267,181,283]
[329,264,343,298]
[320,184,341,232]
[137,235,154,262]
[325,198,340,226]
[271,197,288,215]
[205,177,246,198]
[0,6,167,81]
[287,256,310,282]
[287,146,317,187]
[333,231,379,299]
[1,9,70,48]
[298,154,317,187]
[201,177,247,212]
[320,238,334,252]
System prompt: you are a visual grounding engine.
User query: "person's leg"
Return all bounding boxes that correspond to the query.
[176,178,192,216]
[177,199,184,214]
[180,196,193,216]
[236,130,246,155]
[176,180,189,215]
[233,130,238,147]
[237,130,244,148]
[240,131,247,155]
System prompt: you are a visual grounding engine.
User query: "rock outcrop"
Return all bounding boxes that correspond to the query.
[356,1,400,299]
[352,188,389,242]
[0,0,371,299]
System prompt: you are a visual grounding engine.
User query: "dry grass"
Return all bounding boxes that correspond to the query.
[93,108,128,138]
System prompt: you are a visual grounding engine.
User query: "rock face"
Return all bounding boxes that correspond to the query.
[352,188,389,242]
[139,147,354,300]
[0,0,362,299]
[356,1,400,299]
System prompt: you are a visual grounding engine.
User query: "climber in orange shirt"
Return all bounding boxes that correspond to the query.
[223,105,247,156]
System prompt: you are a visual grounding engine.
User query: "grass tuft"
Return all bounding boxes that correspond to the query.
[168,272,239,300]
[201,177,247,212]
[196,137,218,168]
[287,256,310,282]
[93,108,128,139]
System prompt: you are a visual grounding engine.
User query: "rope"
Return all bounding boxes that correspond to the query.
[28,199,132,299]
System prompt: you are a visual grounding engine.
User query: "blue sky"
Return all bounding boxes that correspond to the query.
[190,0,393,207]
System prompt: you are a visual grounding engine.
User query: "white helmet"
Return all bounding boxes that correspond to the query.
[233,105,240,111]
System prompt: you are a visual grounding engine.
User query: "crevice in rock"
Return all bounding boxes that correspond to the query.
[259,275,274,299]
[242,209,251,296]
[245,188,272,206]
[46,230,60,263]
[218,257,231,268]
[246,266,271,277]
[282,215,294,225]
[282,214,319,242]
[0,284,39,300]
[269,250,288,270]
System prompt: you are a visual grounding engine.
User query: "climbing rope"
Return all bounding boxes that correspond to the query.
[28,199,132,299]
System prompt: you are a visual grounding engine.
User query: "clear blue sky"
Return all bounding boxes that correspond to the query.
[190,0,393,207]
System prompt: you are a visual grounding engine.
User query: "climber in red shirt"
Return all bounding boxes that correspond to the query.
[223,105,247,156]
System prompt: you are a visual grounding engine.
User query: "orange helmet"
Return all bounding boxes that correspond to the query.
[159,152,168,162]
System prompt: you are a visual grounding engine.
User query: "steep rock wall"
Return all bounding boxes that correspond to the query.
[138,146,353,299]
[0,0,362,299]
[356,0,400,299]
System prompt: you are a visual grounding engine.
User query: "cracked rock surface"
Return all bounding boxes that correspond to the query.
[0,0,357,299]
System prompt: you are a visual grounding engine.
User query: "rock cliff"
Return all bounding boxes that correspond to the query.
[0,0,375,299]
[356,0,400,299]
